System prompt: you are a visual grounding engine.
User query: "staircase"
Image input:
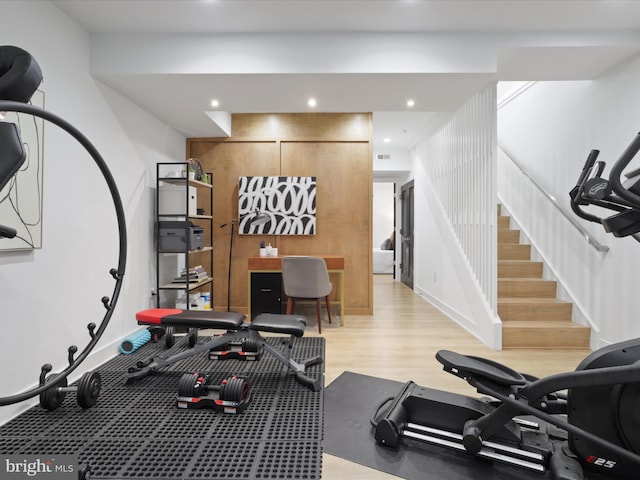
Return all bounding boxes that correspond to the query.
[498,209,591,349]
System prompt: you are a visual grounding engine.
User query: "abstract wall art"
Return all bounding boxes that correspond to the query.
[0,90,45,250]
[238,176,316,235]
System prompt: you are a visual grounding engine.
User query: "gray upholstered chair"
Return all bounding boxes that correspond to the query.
[281,256,333,333]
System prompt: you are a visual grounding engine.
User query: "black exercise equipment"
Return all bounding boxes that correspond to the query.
[373,132,640,479]
[129,309,323,391]
[0,46,41,194]
[176,372,251,414]
[209,337,262,361]
[0,46,127,406]
[39,363,101,411]
[373,339,640,478]
[570,131,640,241]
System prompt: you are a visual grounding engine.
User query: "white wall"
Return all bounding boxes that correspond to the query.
[497,54,640,348]
[409,85,501,349]
[0,1,185,424]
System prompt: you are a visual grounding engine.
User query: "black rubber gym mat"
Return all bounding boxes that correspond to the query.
[0,336,325,479]
[323,371,605,480]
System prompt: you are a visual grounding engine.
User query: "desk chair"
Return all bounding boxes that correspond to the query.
[281,256,333,333]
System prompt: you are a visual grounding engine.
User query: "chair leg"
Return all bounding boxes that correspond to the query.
[286,297,294,315]
[316,298,322,334]
[325,295,332,325]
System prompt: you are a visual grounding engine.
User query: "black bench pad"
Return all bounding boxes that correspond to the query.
[136,308,246,329]
[251,314,307,337]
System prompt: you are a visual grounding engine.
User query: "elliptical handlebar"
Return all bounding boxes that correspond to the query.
[609,131,640,207]
[571,131,640,241]
[574,148,601,190]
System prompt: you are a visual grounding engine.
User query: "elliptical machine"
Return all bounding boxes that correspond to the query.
[372,132,640,479]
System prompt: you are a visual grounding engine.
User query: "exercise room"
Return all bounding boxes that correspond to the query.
[3,2,640,479]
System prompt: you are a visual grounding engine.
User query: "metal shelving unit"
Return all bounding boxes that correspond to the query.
[155,162,213,309]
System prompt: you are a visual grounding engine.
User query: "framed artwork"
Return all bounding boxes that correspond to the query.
[238,176,316,235]
[0,90,45,250]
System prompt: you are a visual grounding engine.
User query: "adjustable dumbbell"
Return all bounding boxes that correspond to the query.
[38,349,101,411]
[176,372,251,413]
[178,373,249,402]
[209,338,261,360]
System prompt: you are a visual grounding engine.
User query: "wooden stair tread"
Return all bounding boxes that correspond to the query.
[498,260,544,278]
[502,320,588,329]
[498,297,571,304]
[499,259,542,264]
[499,277,552,281]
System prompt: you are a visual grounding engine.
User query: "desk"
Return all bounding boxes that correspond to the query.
[247,255,345,323]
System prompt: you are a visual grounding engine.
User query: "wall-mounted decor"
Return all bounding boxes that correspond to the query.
[0,90,44,250]
[238,176,316,235]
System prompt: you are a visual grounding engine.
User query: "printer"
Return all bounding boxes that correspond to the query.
[158,221,205,252]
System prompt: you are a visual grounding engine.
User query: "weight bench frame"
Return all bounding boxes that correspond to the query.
[125,309,323,391]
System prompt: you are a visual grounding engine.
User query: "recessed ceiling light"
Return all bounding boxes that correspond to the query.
[406,99,415,107]
[383,138,391,143]
[210,99,220,108]
[307,98,317,108]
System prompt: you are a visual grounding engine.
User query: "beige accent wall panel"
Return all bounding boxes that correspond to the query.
[189,140,280,311]
[280,141,372,312]
[187,112,373,315]
[231,113,372,141]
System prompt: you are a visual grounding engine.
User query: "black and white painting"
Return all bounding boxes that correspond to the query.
[0,90,44,250]
[238,176,316,235]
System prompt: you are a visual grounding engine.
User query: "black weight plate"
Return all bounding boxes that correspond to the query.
[241,339,259,353]
[188,328,198,348]
[77,371,101,409]
[219,377,250,403]
[165,326,175,348]
[39,374,68,411]
[177,372,200,397]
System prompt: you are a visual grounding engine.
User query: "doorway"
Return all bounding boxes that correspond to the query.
[373,182,396,277]
[400,180,414,289]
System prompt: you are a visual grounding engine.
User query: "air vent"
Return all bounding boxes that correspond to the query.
[377,154,391,160]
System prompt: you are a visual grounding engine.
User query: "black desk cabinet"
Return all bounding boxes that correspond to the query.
[250,272,284,320]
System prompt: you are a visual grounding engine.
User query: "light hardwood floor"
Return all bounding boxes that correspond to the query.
[316,274,591,479]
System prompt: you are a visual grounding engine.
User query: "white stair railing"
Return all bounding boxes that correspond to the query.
[425,84,498,312]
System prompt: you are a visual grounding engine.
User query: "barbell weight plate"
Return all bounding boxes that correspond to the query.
[77,371,101,409]
[188,328,198,348]
[165,326,175,348]
[39,374,68,411]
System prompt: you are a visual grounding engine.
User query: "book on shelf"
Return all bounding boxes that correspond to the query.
[172,272,208,283]
[180,265,206,275]
[171,265,209,284]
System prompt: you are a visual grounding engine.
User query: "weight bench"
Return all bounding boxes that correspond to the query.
[125,309,323,391]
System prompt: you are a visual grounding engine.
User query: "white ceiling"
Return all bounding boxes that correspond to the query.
[51,0,640,150]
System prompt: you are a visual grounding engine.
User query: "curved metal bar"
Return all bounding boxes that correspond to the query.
[0,100,127,405]
[498,143,609,253]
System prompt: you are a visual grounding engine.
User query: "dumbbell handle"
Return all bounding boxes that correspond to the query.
[203,385,222,393]
[56,386,78,393]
